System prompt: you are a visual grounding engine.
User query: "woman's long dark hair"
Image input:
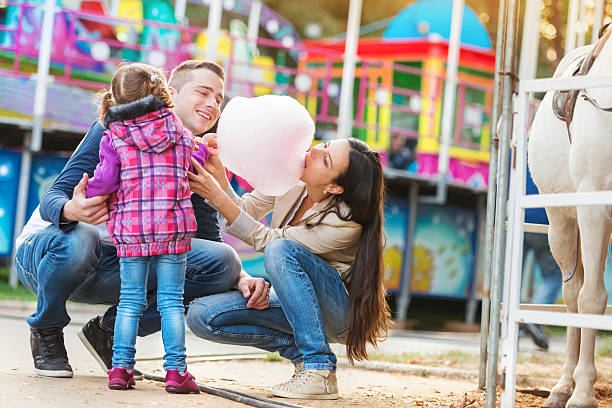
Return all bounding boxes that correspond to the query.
[320,138,391,363]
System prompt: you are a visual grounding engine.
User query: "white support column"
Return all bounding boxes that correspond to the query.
[565,0,579,54]
[336,0,362,139]
[206,0,223,62]
[247,0,262,56]
[31,0,55,152]
[518,0,541,81]
[175,0,187,24]
[437,0,463,178]
[111,0,120,17]
[577,0,587,48]
[592,0,605,44]
[9,0,56,287]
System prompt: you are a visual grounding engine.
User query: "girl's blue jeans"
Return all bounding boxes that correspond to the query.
[187,239,350,372]
[113,253,188,371]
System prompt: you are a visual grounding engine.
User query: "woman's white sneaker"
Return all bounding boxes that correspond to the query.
[271,369,338,400]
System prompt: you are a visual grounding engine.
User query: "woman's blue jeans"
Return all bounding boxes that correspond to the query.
[113,253,188,371]
[187,239,350,372]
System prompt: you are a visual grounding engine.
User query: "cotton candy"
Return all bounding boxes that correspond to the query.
[217,95,315,196]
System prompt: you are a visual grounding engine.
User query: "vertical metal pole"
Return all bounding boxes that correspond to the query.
[518,0,541,82]
[247,0,262,56]
[478,0,507,390]
[336,0,362,139]
[205,0,223,62]
[397,183,419,321]
[592,0,605,44]
[500,89,529,408]
[10,134,32,288]
[565,0,579,55]
[466,193,486,325]
[437,0,464,184]
[486,0,519,406]
[10,0,55,287]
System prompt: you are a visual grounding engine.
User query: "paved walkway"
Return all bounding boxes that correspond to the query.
[0,300,567,407]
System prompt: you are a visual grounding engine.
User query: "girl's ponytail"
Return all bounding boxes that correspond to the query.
[97,91,115,126]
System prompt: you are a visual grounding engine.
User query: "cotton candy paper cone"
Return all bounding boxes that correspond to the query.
[217,95,315,196]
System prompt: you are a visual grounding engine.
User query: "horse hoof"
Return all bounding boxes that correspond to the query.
[542,392,572,408]
[565,395,597,408]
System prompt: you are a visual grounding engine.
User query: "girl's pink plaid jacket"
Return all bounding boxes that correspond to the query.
[86,95,209,257]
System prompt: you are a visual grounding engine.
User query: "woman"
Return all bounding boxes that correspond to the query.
[186,138,390,400]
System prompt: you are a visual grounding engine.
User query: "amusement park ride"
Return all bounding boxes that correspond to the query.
[0,0,497,318]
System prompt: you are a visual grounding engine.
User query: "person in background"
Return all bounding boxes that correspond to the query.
[521,167,562,351]
[388,134,416,170]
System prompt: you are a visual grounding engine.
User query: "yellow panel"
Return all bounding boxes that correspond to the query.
[366,84,377,146]
[194,31,232,57]
[305,93,318,117]
[376,69,392,151]
[251,55,275,96]
[418,57,443,141]
[116,0,144,41]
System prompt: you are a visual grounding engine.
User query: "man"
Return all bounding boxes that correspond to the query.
[14,60,269,378]
[518,167,562,351]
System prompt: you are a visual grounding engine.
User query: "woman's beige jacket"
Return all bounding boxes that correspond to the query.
[223,182,362,276]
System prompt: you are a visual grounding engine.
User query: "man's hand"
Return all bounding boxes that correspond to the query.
[198,133,228,190]
[200,133,218,149]
[61,173,110,224]
[237,274,270,310]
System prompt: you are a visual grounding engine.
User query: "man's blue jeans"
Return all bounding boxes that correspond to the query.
[187,239,350,372]
[15,223,241,335]
[113,254,187,371]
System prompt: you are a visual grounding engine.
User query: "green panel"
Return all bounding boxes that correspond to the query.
[390,62,422,133]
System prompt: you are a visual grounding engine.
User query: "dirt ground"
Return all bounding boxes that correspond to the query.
[139,358,476,407]
[139,357,612,407]
[6,355,612,407]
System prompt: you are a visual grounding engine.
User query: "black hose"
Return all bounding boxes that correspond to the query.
[143,373,307,408]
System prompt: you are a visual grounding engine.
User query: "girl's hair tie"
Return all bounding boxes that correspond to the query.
[150,74,158,82]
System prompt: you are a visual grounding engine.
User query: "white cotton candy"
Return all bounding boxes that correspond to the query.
[217,95,315,196]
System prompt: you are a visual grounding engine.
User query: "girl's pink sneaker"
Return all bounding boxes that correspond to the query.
[108,367,135,390]
[165,369,200,394]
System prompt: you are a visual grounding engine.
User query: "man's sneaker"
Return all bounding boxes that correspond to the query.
[30,328,73,378]
[521,323,550,350]
[78,317,144,380]
[108,367,135,390]
[165,369,200,394]
[271,369,338,400]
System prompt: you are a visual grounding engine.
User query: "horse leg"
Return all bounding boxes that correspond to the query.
[543,210,584,408]
[566,204,610,408]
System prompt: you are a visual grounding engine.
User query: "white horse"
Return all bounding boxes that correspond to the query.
[528,30,612,408]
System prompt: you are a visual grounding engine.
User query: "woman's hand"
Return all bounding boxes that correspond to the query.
[188,158,225,204]
[189,158,241,224]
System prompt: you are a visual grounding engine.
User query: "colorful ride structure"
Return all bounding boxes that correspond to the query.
[299,0,495,189]
[0,1,494,313]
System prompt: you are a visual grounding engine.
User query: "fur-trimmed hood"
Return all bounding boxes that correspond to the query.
[103,94,167,127]
[105,95,187,154]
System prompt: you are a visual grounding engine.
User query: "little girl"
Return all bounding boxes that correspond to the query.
[86,63,207,393]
